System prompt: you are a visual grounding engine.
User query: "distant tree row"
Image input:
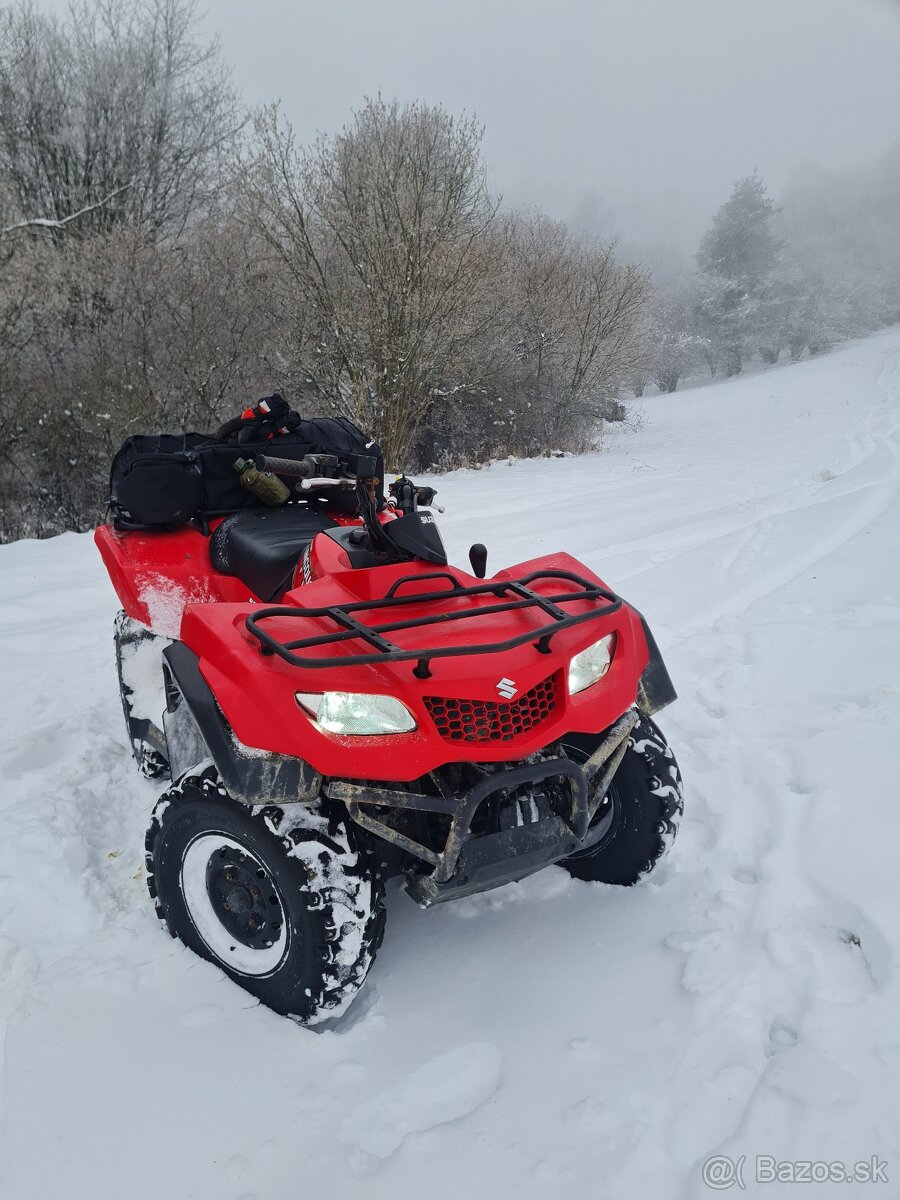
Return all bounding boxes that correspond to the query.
[1,0,898,540]
[630,156,900,394]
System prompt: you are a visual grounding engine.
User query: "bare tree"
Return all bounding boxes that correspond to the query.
[497,213,649,442]
[565,239,650,403]
[0,0,239,238]
[0,183,133,236]
[408,213,649,467]
[242,98,502,467]
[0,210,280,539]
[634,275,708,394]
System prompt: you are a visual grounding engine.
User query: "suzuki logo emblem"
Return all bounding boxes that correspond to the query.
[496,677,517,700]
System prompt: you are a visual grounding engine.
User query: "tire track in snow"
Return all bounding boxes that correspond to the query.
[669,406,900,640]
[652,347,900,1182]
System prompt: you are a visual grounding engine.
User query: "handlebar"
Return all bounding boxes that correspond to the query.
[388,476,445,514]
[254,453,318,480]
[255,455,445,522]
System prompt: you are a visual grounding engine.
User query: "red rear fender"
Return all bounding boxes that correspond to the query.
[94,523,253,637]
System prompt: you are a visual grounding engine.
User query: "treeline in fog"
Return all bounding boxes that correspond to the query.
[0,0,898,540]
[628,158,900,395]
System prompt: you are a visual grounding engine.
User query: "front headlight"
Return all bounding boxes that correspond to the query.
[295,691,417,735]
[568,633,617,695]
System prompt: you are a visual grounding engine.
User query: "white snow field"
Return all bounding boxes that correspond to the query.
[1,329,899,1199]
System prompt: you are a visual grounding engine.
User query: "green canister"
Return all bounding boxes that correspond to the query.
[234,458,291,506]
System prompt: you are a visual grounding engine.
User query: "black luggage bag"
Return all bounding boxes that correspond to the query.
[109,410,383,530]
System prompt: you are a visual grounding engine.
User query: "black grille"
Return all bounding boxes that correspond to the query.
[424,675,558,743]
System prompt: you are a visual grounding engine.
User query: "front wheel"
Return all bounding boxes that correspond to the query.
[145,767,386,1023]
[560,710,683,885]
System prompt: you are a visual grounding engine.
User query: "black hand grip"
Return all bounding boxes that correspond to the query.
[254,454,316,479]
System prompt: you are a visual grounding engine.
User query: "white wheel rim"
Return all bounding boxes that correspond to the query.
[180,833,289,977]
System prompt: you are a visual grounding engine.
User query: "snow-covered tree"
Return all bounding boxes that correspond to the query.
[778,149,900,340]
[244,99,502,468]
[696,171,780,374]
[643,276,707,393]
[485,212,649,448]
[697,171,778,287]
[0,0,238,238]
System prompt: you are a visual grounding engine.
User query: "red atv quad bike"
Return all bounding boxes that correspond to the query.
[96,432,683,1025]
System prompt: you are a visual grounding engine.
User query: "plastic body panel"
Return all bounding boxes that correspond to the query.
[94,511,372,633]
[95,520,672,784]
[178,550,650,781]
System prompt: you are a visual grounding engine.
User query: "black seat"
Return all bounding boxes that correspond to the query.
[209,507,338,601]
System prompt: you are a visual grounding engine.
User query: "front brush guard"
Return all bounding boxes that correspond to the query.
[326,708,638,905]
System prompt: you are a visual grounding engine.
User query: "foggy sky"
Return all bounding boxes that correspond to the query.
[195,0,899,255]
[155,0,900,255]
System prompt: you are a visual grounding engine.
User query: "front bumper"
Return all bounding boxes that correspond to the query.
[326,708,638,905]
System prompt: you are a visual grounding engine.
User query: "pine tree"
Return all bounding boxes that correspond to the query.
[696,171,779,375]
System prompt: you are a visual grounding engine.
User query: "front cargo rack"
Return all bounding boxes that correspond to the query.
[245,568,623,680]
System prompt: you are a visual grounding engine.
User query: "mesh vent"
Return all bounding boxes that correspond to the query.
[424,674,558,743]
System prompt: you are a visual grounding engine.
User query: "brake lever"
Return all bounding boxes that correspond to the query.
[298,477,356,491]
[414,485,444,513]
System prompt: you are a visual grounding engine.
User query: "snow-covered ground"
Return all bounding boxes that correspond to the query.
[1,330,899,1199]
